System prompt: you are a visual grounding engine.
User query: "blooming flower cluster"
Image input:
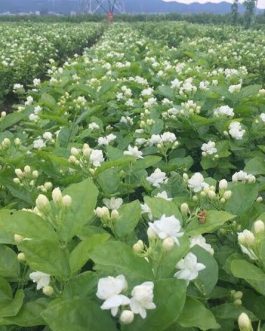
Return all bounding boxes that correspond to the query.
[96,275,156,323]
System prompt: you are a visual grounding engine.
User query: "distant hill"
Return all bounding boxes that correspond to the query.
[0,0,262,15]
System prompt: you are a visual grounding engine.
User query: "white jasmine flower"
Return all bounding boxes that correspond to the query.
[146,168,168,187]
[228,84,241,93]
[97,275,130,317]
[29,114,39,122]
[214,105,234,117]
[89,149,104,167]
[98,134,116,146]
[149,134,162,146]
[174,252,205,282]
[171,78,181,88]
[190,235,214,255]
[229,122,245,140]
[188,173,209,193]
[34,105,42,114]
[155,191,172,201]
[25,96,34,106]
[43,132,53,141]
[148,215,183,245]
[161,132,177,143]
[201,141,217,156]
[89,122,100,130]
[260,113,265,122]
[124,145,143,159]
[33,138,46,149]
[232,170,255,183]
[141,87,154,97]
[103,197,123,210]
[33,78,41,86]
[130,282,156,319]
[29,271,50,290]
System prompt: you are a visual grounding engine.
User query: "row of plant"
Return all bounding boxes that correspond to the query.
[0,22,265,330]
[137,22,265,84]
[0,22,103,104]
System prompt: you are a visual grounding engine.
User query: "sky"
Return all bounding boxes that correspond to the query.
[164,0,265,9]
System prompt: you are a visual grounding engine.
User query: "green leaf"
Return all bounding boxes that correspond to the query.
[156,236,190,279]
[191,246,218,296]
[178,297,220,330]
[90,241,153,284]
[229,258,265,295]
[0,299,48,327]
[63,272,98,299]
[62,178,99,240]
[186,210,235,236]
[0,290,24,318]
[0,210,57,241]
[42,298,117,331]
[133,156,162,170]
[114,201,141,238]
[19,239,70,279]
[244,156,265,175]
[144,197,182,220]
[212,303,257,321]
[69,234,110,274]
[125,279,186,331]
[0,245,20,279]
[230,259,265,281]
[225,183,259,216]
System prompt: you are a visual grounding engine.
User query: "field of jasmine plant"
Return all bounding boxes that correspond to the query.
[0,22,265,331]
[0,22,103,104]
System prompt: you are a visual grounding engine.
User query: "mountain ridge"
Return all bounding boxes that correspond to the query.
[0,0,262,15]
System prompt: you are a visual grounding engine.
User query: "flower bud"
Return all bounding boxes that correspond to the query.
[68,155,77,164]
[256,196,263,202]
[42,285,54,296]
[95,207,109,219]
[208,190,216,199]
[238,313,253,331]
[180,203,189,216]
[17,252,26,262]
[133,240,144,253]
[162,237,175,251]
[234,291,243,300]
[234,299,242,306]
[244,231,256,246]
[83,147,91,158]
[183,173,189,181]
[111,209,119,220]
[13,178,20,184]
[52,187,62,203]
[253,220,265,234]
[32,170,39,178]
[2,138,11,148]
[219,179,228,190]
[147,226,157,239]
[24,165,31,174]
[15,169,23,178]
[71,147,79,156]
[44,182,53,190]
[120,310,134,325]
[220,197,226,203]
[62,195,72,207]
[36,194,50,211]
[223,190,232,200]
[14,234,24,243]
[14,138,21,146]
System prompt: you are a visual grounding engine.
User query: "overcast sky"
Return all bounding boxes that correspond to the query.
[164,0,265,9]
